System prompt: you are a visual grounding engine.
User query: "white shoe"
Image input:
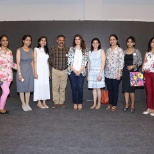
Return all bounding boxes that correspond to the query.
[22,105,28,112]
[143,110,151,115]
[26,105,32,111]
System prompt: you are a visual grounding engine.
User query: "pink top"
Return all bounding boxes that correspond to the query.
[0,47,17,82]
[142,52,154,73]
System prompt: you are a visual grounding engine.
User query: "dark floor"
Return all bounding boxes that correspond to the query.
[0,96,154,154]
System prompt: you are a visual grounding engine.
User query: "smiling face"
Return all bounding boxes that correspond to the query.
[150,39,154,49]
[0,36,9,48]
[39,38,47,47]
[127,39,135,48]
[75,37,81,46]
[110,36,118,47]
[23,37,31,47]
[57,36,65,48]
[92,40,99,50]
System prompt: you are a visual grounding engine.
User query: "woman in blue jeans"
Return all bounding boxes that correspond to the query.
[67,34,88,110]
[105,34,124,111]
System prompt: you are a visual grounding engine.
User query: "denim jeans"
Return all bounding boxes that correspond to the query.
[105,77,121,106]
[68,72,84,104]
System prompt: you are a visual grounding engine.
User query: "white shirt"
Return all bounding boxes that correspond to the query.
[73,49,82,71]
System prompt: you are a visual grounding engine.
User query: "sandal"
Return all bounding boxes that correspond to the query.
[106,104,112,110]
[112,106,117,111]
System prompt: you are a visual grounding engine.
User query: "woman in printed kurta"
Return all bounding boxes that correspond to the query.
[142,37,154,116]
[105,34,124,111]
[0,35,17,114]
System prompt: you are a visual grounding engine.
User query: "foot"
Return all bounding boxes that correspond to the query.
[123,107,128,112]
[111,106,117,111]
[130,108,135,113]
[143,109,151,115]
[106,104,112,110]
[37,103,46,109]
[43,103,49,109]
[26,105,32,111]
[52,104,58,109]
[73,104,77,110]
[95,105,101,110]
[22,105,28,111]
[150,112,154,117]
[90,105,96,109]
[78,104,82,110]
[0,109,9,114]
[59,104,65,108]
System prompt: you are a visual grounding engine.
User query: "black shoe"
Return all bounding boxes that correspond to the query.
[130,108,135,113]
[123,107,128,112]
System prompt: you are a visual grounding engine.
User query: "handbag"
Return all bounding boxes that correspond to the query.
[130,72,144,87]
[101,89,109,104]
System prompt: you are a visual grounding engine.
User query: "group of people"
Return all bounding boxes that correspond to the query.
[0,34,154,117]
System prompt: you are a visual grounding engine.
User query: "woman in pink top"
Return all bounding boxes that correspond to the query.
[0,35,17,114]
[142,37,154,116]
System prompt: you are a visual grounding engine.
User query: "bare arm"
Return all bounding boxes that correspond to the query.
[16,49,22,81]
[33,48,38,79]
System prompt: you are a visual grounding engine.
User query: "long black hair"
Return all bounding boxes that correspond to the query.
[147,37,154,52]
[22,35,32,47]
[0,35,9,47]
[90,38,101,51]
[37,36,49,54]
[109,34,120,47]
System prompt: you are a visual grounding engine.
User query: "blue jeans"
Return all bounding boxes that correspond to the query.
[68,72,84,104]
[105,77,121,106]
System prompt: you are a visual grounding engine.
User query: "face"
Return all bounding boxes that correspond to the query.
[110,36,118,46]
[150,39,154,48]
[92,40,99,49]
[0,36,9,47]
[39,38,47,47]
[127,39,135,48]
[23,37,31,47]
[57,37,65,47]
[75,37,81,46]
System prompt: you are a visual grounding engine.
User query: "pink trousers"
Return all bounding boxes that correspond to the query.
[0,81,11,109]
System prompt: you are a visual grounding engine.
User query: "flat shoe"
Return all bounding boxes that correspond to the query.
[43,104,49,108]
[37,104,45,109]
[90,105,96,109]
[78,104,82,110]
[22,105,28,111]
[95,105,101,110]
[150,113,154,116]
[143,110,151,115]
[73,104,77,110]
[123,107,128,112]
[26,105,32,111]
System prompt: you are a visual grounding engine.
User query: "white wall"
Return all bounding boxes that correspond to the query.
[0,0,154,21]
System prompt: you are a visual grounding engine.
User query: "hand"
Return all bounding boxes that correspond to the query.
[76,71,81,76]
[34,73,38,79]
[127,65,133,71]
[97,75,102,81]
[116,74,121,80]
[18,74,23,81]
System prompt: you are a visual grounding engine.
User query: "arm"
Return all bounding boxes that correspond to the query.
[97,50,106,81]
[10,51,17,70]
[16,49,23,81]
[48,47,53,66]
[33,48,38,79]
[142,52,147,72]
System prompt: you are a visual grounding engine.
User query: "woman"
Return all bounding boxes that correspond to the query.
[16,35,34,112]
[88,38,106,109]
[105,34,124,111]
[33,36,50,109]
[122,36,142,113]
[0,35,17,114]
[142,37,154,116]
[67,34,88,110]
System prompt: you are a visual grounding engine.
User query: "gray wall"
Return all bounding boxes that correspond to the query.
[1,21,153,102]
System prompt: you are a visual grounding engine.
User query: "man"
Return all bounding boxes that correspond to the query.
[49,35,68,108]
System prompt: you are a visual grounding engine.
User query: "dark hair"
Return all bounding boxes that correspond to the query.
[0,35,9,47]
[57,35,65,39]
[126,36,136,47]
[37,36,49,54]
[90,38,101,51]
[147,37,154,52]
[109,34,120,47]
[22,35,32,47]
[73,34,86,51]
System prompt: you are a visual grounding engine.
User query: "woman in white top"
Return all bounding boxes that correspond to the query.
[33,36,50,109]
[88,38,106,109]
[67,34,88,110]
[142,37,154,116]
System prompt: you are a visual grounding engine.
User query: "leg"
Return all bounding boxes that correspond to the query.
[0,81,11,113]
[150,73,154,116]
[96,88,101,109]
[59,69,68,106]
[124,92,129,108]
[130,92,135,109]
[90,88,97,109]
[42,100,49,108]
[37,100,45,109]
[25,92,32,111]
[52,68,60,105]
[19,92,28,111]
